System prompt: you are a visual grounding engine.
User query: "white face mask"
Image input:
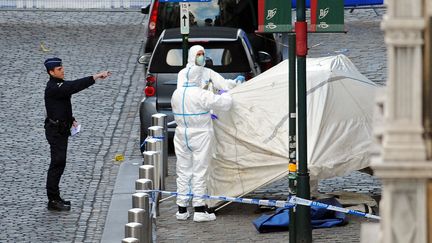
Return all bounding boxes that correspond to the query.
[196,55,205,66]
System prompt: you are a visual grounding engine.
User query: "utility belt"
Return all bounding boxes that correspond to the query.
[45,117,72,136]
[45,118,72,130]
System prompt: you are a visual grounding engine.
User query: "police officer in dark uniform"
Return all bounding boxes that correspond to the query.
[44,57,111,211]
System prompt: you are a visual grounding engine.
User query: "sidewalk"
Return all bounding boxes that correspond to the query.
[101,158,141,242]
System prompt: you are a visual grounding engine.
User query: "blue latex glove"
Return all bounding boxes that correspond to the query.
[211,114,218,120]
[235,75,245,83]
[218,89,227,95]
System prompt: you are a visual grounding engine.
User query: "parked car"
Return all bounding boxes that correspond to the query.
[138,27,270,151]
[141,0,283,71]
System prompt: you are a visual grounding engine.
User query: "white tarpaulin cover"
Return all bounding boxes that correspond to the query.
[207,55,377,206]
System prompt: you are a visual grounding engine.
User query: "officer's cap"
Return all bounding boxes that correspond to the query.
[44,57,62,71]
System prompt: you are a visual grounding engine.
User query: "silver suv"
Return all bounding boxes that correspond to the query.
[141,0,283,70]
[139,27,270,151]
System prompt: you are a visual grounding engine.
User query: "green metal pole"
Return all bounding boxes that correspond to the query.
[288,33,297,243]
[182,34,188,66]
[295,0,312,242]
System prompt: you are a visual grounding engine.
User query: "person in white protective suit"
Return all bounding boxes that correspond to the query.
[177,45,245,92]
[171,65,233,222]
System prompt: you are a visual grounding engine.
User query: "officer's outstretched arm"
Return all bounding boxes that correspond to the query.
[53,71,111,97]
[93,71,111,80]
[50,76,94,97]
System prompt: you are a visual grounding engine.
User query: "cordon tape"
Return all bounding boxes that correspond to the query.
[136,190,381,220]
[140,136,165,150]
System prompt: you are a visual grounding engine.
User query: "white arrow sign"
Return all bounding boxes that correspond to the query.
[180,3,189,34]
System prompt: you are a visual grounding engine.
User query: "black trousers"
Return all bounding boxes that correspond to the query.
[45,124,69,201]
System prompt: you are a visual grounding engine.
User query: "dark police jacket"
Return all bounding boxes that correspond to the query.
[44,76,95,134]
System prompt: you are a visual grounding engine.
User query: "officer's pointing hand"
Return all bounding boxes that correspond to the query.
[93,71,111,81]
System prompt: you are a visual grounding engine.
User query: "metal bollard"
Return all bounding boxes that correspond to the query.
[139,164,155,182]
[145,138,164,186]
[145,137,163,153]
[142,151,160,166]
[148,125,164,139]
[142,151,162,217]
[132,193,152,242]
[147,125,164,158]
[128,208,150,243]
[142,151,164,191]
[121,237,139,243]
[128,208,146,223]
[132,193,150,211]
[151,114,168,178]
[125,222,143,243]
[135,178,153,191]
[136,177,160,217]
[142,134,162,158]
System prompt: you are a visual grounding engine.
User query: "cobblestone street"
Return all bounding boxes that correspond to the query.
[155,8,386,242]
[0,11,145,242]
[0,7,385,243]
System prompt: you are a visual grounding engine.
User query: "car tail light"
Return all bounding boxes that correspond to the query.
[148,0,159,37]
[144,74,156,97]
[145,86,156,97]
[146,75,156,84]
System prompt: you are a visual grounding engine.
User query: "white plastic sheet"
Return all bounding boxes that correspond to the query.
[207,55,377,206]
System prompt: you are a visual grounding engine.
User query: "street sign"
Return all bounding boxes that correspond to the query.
[310,0,344,32]
[257,0,292,33]
[159,0,211,2]
[180,3,189,34]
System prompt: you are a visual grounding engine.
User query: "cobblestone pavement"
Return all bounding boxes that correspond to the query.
[156,8,386,243]
[0,11,146,242]
[0,7,386,243]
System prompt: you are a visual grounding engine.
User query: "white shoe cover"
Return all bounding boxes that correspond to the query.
[193,212,216,222]
[176,211,190,220]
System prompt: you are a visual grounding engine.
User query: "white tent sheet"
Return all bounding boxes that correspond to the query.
[207,55,377,206]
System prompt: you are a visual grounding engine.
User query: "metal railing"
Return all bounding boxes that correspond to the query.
[0,0,150,10]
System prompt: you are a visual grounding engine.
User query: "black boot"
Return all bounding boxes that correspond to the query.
[194,206,206,213]
[48,200,71,211]
[60,197,71,206]
[178,206,187,213]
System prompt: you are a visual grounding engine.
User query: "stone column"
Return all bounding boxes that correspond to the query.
[381,0,426,161]
[372,0,432,243]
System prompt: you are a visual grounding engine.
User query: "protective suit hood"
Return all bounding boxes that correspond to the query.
[187,45,205,67]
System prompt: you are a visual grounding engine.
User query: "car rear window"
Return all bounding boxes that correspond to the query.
[149,41,251,73]
[156,0,258,34]
[166,48,233,66]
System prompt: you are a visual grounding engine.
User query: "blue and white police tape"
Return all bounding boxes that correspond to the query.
[289,196,380,220]
[136,190,380,220]
[140,136,165,150]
